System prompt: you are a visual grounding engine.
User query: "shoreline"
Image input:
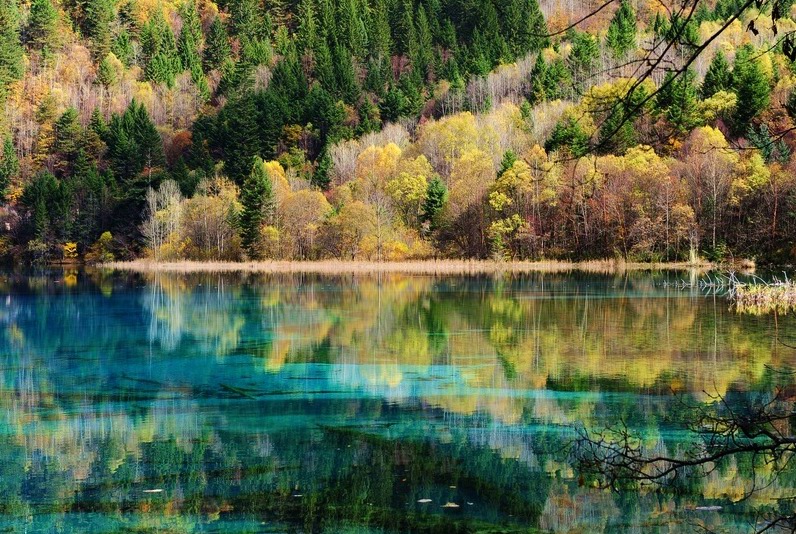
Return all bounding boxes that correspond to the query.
[100,259,718,275]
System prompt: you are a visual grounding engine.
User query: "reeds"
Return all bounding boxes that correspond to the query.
[102,258,712,275]
[729,273,796,315]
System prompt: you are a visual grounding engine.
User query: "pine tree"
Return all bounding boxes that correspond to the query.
[414,6,433,79]
[606,0,636,58]
[96,53,118,87]
[296,0,319,53]
[666,69,700,132]
[239,156,275,258]
[27,0,59,52]
[204,18,231,72]
[85,0,116,59]
[333,45,359,104]
[0,137,19,201]
[0,0,24,100]
[732,45,771,133]
[312,146,331,189]
[421,177,447,231]
[394,0,416,57]
[509,0,548,56]
[230,0,259,44]
[53,107,82,176]
[569,30,599,83]
[701,50,731,99]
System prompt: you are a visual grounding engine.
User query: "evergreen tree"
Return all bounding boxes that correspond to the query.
[545,117,590,157]
[504,0,548,56]
[111,29,133,66]
[498,150,517,177]
[665,69,700,132]
[85,0,116,59]
[568,30,599,82]
[204,18,231,71]
[394,0,416,57]
[239,156,275,258]
[0,0,24,100]
[53,107,82,176]
[606,0,636,58]
[368,0,392,59]
[230,0,260,44]
[296,0,319,53]
[732,45,771,133]
[96,53,119,86]
[421,176,447,231]
[333,45,359,104]
[414,6,433,79]
[312,146,331,189]
[701,50,732,99]
[0,137,19,201]
[27,0,59,52]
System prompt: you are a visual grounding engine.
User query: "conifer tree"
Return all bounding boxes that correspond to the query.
[27,0,59,52]
[296,0,319,53]
[701,50,731,99]
[395,0,416,57]
[85,0,116,59]
[0,0,24,99]
[666,69,700,132]
[204,17,231,71]
[569,31,599,82]
[312,146,331,190]
[421,176,447,231]
[240,156,275,258]
[0,137,19,201]
[606,0,636,58]
[732,45,771,132]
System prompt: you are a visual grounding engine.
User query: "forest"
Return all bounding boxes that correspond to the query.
[1,0,796,264]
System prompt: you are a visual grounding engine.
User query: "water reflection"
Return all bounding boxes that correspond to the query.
[0,269,792,532]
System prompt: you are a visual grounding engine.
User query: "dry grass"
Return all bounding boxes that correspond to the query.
[102,259,713,275]
[732,279,796,315]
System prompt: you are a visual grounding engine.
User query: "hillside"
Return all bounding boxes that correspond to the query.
[0,0,795,264]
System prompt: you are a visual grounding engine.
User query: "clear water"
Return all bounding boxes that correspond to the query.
[0,269,793,533]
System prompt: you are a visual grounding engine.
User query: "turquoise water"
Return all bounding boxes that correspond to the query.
[0,269,793,533]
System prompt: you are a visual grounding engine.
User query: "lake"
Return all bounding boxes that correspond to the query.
[0,269,793,533]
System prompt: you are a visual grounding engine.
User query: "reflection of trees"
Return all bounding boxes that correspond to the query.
[0,270,794,531]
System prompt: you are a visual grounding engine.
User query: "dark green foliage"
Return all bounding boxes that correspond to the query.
[27,0,59,52]
[104,100,165,182]
[0,0,24,99]
[732,45,771,133]
[502,0,549,56]
[545,117,589,158]
[529,53,572,103]
[111,30,133,66]
[747,124,791,163]
[312,146,331,190]
[53,107,82,176]
[657,69,700,132]
[141,10,182,87]
[499,150,517,177]
[701,50,732,99]
[606,0,636,58]
[204,18,231,72]
[84,0,116,59]
[568,30,599,81]
[239,156,275,258]
[0,137,18,201]
[421,176,447,232]
[96,54,118,86]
